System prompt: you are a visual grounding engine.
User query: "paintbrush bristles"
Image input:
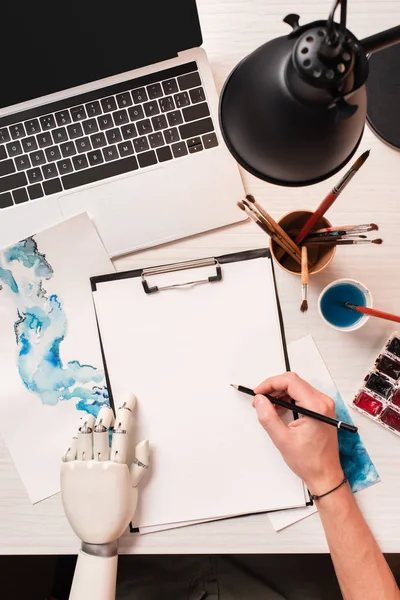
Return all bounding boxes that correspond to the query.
[353,149,370,171]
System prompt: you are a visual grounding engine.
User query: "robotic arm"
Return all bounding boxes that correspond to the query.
[60,394,149,600]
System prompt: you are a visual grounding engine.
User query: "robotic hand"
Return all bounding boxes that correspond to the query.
[61,393,149,600]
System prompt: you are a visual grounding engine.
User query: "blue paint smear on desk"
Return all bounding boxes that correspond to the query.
[0,237,109,417]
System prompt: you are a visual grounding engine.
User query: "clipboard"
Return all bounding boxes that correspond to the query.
[91,248,310,529]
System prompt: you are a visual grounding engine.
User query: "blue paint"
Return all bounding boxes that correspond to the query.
[320,282,367,328]
[0,236,109,417]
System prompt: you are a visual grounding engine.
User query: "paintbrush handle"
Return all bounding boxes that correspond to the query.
[295,190,338,244]
[301,246,308,285]
[235,385,357,433]
[347,304,400,323]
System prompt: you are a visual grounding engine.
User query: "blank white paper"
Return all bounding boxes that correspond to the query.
[93,256,307,528]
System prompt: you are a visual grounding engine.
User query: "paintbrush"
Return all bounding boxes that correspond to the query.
[312,223,379,234]
[304,234,368,243]
[230,384,358,433]
[300,246,308,313]
[344,304,400,324]
[306,238,383,247]
[295,150,371,245]
[304,232,368,241]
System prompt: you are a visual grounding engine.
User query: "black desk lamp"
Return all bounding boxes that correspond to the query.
[219,0,400,187]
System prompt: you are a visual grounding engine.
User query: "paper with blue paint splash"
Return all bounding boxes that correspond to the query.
[268,335,379,531]
[0,214,114,503]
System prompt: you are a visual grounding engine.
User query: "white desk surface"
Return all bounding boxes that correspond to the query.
[1,0,400,555]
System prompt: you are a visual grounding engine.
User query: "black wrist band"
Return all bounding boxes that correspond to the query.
[310,476,348,501]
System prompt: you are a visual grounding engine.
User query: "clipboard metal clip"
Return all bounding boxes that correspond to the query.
[141,258,222,294]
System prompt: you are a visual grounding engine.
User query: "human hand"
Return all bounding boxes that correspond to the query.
[253,373,343,495]
[60,393,149,546]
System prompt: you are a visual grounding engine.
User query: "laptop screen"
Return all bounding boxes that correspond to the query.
[0,0,202,110]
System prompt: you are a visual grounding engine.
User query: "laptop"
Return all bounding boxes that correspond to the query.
[0,0,245,257]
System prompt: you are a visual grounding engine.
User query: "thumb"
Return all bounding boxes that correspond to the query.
[254,395,289,449]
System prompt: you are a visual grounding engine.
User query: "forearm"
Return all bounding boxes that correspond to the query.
[69,543,118,600]
[317,484,399,600]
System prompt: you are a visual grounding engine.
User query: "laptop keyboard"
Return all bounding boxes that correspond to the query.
[0,61,218,209]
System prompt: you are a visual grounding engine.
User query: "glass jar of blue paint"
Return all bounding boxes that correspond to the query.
[318,279,373,331]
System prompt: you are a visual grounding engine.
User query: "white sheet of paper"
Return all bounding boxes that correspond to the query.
[93,256,307,528]
[0,214,114,503]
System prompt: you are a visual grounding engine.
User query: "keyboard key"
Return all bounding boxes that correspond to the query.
[30,150,46,166]
[164,127,180,144]
[27,167,43,183]
[190,87,206,104]
[188,141,203,154]
[0,146,6,161]
[0,158,15,177]
[116,92,132,108]
[71,106,87,121]
[42,162,58,179]
[27,183,44,200]
[202,132,218,149]
[187,137,202,148]
[45,146,62,162]
[25,119,41,135]
[162,79,178,95]
[55,110,71,126]
[88,150,104,166]
[76,137,92,153]
[22,136,38,152]
[72,155,89,171]
[98,114,114,131]
[159,96,175,113]
[102,145,119,162]
[148,132,164,148]
[37,131,53,148]
[131,87,148,104]
[146,83,163,99]
[183,102,210,122]
[106,128,122,145]
[179,117,214,140]
[0,172,27,193]
[60,141,76,157]
[6,141,22,157]
[52,127,68,144]
[136,119,152,136]
[13,187,29,204]
[40,115,56,130]
[0,192,13,208]
[151,115,168,131]
[156,146,173,162]
[63,155,138,190]
[91,132,107,149]
[178,71,201,90]
[114,109,129,126]
[121,124,137,140]
[128,106,145,121]
[137,150,157,168]
[10,123,26,139]
[0,128,11,143]
[86,101,102,117]
[15,155,31,171]
[43,178,63,195]
[83,119,99,135]
[171,141,188,158]
[143,101,160,117]
[67,123,84,139]
[174,92,190,108]
[133,136,149,153]
[101,97,117,113]
[57,158,73,175]
[117,140,134,157]
[167,110,183,126]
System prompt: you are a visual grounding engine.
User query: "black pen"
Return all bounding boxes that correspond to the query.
[231,384,358,434]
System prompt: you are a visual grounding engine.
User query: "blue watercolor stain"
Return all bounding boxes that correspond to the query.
[335,392,379,492]
[0,236,109,417]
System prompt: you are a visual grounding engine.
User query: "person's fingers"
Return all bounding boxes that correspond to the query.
[131,440,150,487]
[110,393,137,464]
[254,395,289,449]
[63,435,78,462]
[94,406,114,461]
[77,414,95,460]
[254,373,324,410]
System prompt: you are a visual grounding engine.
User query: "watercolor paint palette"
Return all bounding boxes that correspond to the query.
[352,332,400,436]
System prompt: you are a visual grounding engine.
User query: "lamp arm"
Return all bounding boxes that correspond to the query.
[360,25,400,55]
[326,0,347,43]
